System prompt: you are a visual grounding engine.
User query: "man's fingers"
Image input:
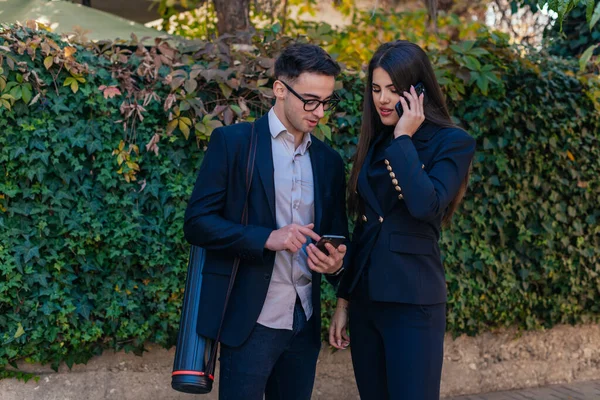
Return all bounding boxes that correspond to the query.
[332,245,347,264]
[298,226,321,242]
[309,244,329,262]
[308,258,324,273]
[285,237,301,253]
[324,243,346,266]
[323,244,338,266]
[306,246,321,266]
[296,234,308,245]
[290,238,303,252]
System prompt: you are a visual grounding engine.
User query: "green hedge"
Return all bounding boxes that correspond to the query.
[1,22,599,376]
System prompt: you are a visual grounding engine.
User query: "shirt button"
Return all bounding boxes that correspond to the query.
[389,172,396,179]
[384,159,390,166]
[378,216,384,223]
[398,194,404,200]
[392,178,398,185]
[395,186,402,192]
[362,215,367,222]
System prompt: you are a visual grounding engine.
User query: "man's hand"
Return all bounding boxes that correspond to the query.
[306,242,347,274]
[265,223,321,253]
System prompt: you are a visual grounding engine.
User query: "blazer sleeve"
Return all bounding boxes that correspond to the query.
[336,216,363,300]
[183,127,273,263]
[384,129,476,222]
[324,156,350,287]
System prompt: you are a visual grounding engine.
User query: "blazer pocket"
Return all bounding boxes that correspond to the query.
[389,233,434,255]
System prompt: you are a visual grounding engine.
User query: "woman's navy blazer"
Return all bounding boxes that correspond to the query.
[338,122,476,304]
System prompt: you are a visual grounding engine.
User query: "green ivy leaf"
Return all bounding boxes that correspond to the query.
[14,323,25,339]
[24,246,39,263]
[579,44,599,71]
[76,301,92,320]
[591,1,600,29]
[21,85,32,104]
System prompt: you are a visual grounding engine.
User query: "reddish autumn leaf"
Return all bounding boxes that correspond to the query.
[145,133,160,156]
[99,85,122,99]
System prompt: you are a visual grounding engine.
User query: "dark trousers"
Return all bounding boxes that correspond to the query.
[349,274,446,400]
[218,300,320,400]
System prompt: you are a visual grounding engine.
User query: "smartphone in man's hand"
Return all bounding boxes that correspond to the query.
[315,235,346,256]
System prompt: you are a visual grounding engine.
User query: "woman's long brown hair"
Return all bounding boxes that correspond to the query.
[347,40,470,226]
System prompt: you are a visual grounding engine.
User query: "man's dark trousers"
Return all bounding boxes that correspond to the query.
[218,299,320,400]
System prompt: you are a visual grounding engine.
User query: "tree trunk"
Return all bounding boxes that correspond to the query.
[423,0,438,33]
[213,0,251,36]
[435,0,488,21]
[281,0,289,34]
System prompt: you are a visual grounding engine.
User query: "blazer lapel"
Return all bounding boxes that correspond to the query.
[371,131,393,165]
[357,139,384,217]
[412,122,442,148]
[371,123,441,164]
[254,114,276,225]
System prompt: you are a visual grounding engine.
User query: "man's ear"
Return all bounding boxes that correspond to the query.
[272,80,287,100]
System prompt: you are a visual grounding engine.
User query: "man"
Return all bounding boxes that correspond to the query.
[183,44,349,400]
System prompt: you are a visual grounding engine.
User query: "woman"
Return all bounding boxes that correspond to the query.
[329,41,476,399]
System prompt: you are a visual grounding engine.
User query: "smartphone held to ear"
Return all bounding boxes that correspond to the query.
[315,235,346,256]
[395,82,426,118]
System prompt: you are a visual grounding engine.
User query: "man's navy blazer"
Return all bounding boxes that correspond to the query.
[338,123,476,305]
[184,113,348,347]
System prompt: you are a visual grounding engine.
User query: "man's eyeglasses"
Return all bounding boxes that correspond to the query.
[279,80,339,112]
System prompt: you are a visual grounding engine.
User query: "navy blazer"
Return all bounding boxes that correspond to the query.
[184,113,348,347]
[338,122,476,305]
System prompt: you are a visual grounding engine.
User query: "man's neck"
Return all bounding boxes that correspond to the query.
[273,106,307,150]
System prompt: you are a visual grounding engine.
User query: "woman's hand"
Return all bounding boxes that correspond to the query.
[329,298,350,349]
[394,85,425,139]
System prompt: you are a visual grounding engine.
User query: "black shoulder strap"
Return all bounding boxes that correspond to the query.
[206,122,258,377]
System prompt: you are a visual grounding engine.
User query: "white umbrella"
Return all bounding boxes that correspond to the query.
[0,0,172,42]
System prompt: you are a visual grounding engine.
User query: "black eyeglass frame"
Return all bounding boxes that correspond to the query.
[278,80,339,112]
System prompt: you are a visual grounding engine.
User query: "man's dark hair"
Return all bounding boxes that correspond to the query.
[274,44,341,82]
